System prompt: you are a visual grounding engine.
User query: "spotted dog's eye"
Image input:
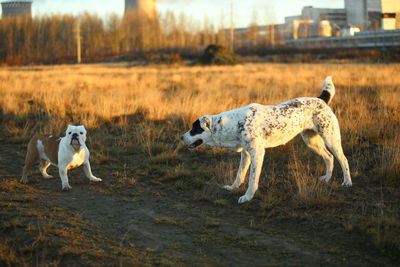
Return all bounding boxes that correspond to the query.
[80,132,83,135]
[68,132,71,135]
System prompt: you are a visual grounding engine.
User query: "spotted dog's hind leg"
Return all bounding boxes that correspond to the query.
[301,129,334,183]
[224,150,251,191]
[323,137,352,186]
[315,113,352,187]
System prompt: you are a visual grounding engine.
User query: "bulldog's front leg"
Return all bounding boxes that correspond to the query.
[59,166,72,191]
[238,147,265,204]
[82,161,102,182]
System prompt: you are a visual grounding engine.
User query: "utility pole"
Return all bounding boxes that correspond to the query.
[230,0,234,52]
[271,24,275,48]
[76,19,82,64]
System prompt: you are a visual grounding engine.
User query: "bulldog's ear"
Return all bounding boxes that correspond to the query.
[200,116,212,130]
[78,125,86,132]
[67,124,73,130]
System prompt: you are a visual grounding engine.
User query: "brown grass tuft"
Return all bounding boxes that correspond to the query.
[0,180,43,194]
[0,243,19,265]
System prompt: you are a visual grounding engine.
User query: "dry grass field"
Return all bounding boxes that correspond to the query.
[0,62,399,265]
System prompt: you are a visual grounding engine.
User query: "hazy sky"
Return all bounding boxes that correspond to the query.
[1,0,344,27]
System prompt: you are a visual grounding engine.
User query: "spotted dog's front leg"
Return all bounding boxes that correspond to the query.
[59,166,72,191]
[224,150,251,191]
[238,147,265,204]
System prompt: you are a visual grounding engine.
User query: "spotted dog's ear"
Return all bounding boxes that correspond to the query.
[200,115,212,130]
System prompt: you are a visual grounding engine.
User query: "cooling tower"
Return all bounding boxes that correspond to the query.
[125,0,157,18]
[1,0,32,18]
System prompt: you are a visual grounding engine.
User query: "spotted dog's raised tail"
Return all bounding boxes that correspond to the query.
[318,76,335,105]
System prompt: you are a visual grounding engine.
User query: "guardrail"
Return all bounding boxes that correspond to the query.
[283,29,400,49]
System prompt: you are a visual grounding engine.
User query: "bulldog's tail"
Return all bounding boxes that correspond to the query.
[318,76,335,105]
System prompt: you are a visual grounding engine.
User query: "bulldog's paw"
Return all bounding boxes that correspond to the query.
[238,194,253,204]
[43,174,54,179]
[89,177,102,182]
[20,177,28,184]
[62,183,72,191]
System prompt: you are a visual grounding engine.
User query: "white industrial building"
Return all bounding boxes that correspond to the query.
[345,0,400,30]
[283,6,347,39]
[285,6,347,28]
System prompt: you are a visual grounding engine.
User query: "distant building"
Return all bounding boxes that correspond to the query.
[381,0,400,29]
[224,1,400,48]
[345,0,400,30]
[285,6,346,27]
[125,0,157,19]
[284,6,346,39]
[285,15,302,25]
[1,0,32,18]
[290,19,334,39]
[340,24,362,36]
[300,6,347,27]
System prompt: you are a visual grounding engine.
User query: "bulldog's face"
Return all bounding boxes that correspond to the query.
[65,125,87,149]
[181,116,213,149]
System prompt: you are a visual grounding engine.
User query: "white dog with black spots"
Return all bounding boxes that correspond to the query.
[181,76,352,204]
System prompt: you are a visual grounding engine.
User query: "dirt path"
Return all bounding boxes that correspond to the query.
[35,183,337,266]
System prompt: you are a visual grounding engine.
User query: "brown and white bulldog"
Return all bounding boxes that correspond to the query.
[20,125,102,190]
